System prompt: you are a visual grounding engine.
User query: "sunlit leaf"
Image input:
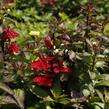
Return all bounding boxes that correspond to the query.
[95,89,104,102]
[0,96,17,105]
[96,74,109,81]
[50,79,61,98]
[14,89,25,109]
[0,82,14,95]
[95,80,109,87]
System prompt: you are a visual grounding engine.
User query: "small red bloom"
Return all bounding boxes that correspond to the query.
[53,67,60,73]
[7,41,20,53]
[31,60,50,71]
[49,0,55,6]
[40,0,48,4]
[3,27,19,41]
[33,76,52,87]
[53,67,71,73]
[60,67,71,73]
[40,0,55,5]
[44,36,53,49]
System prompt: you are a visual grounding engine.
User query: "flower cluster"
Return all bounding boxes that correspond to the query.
[2,27,20,54]
[7,41,20,53]
[3,27,19,41]
[31,53,71,87]
[40,0,55,6]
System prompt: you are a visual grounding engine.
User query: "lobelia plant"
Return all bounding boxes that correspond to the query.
[0,24,25,109]
[0,0,109,109]
[28,1,109,109]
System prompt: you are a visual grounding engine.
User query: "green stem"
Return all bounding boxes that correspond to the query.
[91,52,96,72]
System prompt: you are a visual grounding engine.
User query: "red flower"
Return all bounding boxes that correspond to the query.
[53,67,71,73]
[40,0,48,4]
[33,76,52,87]
[49,0,55,6]
[40,0,55,5]
[44,36,53,49]
[53,67,60,73]
[60,67,71,73]
[31,60,50,71]
[7,41,20,53]
[3,0,14,4]
[3,27,19,41]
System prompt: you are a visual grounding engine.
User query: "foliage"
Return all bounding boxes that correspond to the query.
[0,0,109,109]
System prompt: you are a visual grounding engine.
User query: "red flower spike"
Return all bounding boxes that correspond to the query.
[44,36,53,49]
[31,55,71,88]
[32,76,52,87]
[7,42,20,53]
[3,27,19,41]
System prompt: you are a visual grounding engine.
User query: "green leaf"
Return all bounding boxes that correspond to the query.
[95,80,109,87]
[0,83,24,109]
[104,24,109,36]
[30,85,49,98]
[95,89,104,102]
[95,61,106,68]
[92,102,104,109]
[59,12,69,20]
[0,96,17,105]
[57,94,70,105]
[104,103,109,109]
[14,89,25,109]
[82,89,90,97]
[50,79,61,98]
[43,96,54,102]
[0,82,14,95]
[104,89,109,103]
[96,74,109,81]
[96,55,109,62]
[46,105,52,109]
[86,38,93,47]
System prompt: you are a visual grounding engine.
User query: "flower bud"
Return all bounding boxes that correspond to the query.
[44,36,53,49]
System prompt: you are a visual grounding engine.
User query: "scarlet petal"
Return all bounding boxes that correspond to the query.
[40,0,48,4]
[31,60,50,71]
[53,67,60,73]
[7,42,20,53]
[3,27,19,41]
[60,67,71,73]
[32,76,52,87]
